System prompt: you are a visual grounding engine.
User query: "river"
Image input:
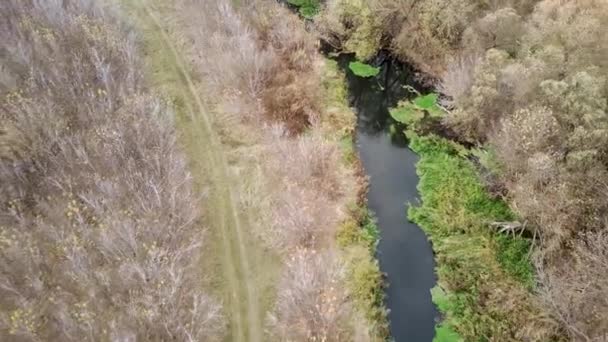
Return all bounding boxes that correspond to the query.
[337,53,438,342]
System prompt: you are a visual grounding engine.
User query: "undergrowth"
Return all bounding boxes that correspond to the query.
[337,207,389,341]
[323,58,388,341]
[407,132,556,341]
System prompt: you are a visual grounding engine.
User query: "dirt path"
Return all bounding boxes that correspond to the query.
[122,2,264,341]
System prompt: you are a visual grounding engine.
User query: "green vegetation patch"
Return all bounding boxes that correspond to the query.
[321,59,356,137]
[338,208,389,340]
[406,132,545,340]
[349,61,380,78]
[390,92,444,128]
[287,0,320,18]
[434,325,462,342]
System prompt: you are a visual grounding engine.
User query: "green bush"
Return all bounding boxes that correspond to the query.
[337,208,389,340]
[315,0,383,60]
[287,0,321,18]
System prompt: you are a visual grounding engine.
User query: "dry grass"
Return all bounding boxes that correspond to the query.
[0,0,223,340]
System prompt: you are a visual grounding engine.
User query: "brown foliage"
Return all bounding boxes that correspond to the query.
[179,0,320,133]
[0,1,223,340]
[537,230,608,341]
[267,249,352,341]
[259,127,344,251]
[255,3,321,134]
[262,70,321,134]
[441,0,608,338]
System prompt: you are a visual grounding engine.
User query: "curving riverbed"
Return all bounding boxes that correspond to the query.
[337,53,438,342]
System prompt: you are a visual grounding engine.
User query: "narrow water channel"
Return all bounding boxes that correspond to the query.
[337,53,438,342]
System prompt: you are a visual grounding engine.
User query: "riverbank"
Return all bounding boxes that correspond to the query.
[328,53,439,341]
[406,132,560,341]
[323,59,390,341]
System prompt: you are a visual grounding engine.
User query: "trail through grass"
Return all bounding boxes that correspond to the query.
[121,1,272,341]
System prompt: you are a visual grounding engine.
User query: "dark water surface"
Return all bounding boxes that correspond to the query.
[338,53,438,342]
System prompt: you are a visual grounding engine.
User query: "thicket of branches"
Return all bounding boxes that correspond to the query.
[446,2,608,339]
[0,1,223,340]
[315,0,539,76]
[178,0,320,134]
[175,0,362,339]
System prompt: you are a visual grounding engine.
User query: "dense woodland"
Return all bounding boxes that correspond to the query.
[0,0,224,340]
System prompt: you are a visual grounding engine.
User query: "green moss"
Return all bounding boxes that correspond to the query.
[407,133,544,340]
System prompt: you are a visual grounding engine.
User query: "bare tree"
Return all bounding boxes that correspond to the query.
[267,249,353,341]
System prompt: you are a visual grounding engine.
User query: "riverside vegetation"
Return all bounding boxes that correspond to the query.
[310,0,608,341]
[160,1,389,338]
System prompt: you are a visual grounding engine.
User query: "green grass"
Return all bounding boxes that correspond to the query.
[339,135,357,165]
[406,132,542,341]
[321,59,356,137]
[495,234,534,287]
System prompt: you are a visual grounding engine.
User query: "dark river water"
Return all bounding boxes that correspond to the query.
[337,53,438,342]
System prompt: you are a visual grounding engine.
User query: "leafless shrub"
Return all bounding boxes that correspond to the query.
[439,54,480,107]
[253,2,322,134]
[177,0,277,120]
[0,1,223,340]
[262,69,321,134]
[178,0,320,132]
[267,249,352,341]
[537,229,608,341]
[462,7,526,54]
[248,1,318,72]
[257,126,344,251]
